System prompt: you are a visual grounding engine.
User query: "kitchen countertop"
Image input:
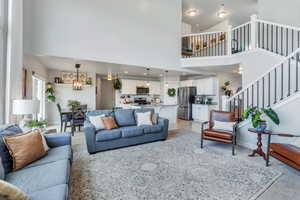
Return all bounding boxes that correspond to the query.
[131,103,178,107]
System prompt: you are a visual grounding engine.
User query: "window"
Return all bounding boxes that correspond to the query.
[32,76,46,120]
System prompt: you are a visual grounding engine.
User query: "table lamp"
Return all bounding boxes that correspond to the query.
[12,99,40,127]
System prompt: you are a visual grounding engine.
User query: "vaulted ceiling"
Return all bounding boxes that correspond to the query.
[182,0,258,31]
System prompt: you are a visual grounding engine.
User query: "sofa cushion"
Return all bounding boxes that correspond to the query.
[86,110,114,123]
[114,109,136,127]
[120,126,144,138]
[25,146,72,169]
[270,143,300,166]
[134,108,154,121]
[96,129,121,142]
[0,125,23,174]
[6,159,70,194]
[142,125,163,134]
[29,184,68,200]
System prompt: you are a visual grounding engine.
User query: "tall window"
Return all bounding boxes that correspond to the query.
[0,0,7,124]
[32,76,46,120]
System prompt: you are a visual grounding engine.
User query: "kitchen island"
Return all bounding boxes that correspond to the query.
[129,104,178,125]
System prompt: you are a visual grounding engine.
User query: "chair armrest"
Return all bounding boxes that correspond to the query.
[44,133,72,148]
[271,133,300,137]
[158,117,169,138]
[84,121,96,154]
[201,121,209,131]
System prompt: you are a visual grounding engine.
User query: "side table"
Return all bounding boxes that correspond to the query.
[248,128,272,161]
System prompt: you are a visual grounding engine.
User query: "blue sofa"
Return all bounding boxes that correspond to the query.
[84,108,169,154]
[0,124,72,200]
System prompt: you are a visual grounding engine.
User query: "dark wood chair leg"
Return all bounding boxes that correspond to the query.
[64,122,67,132]
[232,143,235,156]
[200,136,203,148]
[60,121,63,132]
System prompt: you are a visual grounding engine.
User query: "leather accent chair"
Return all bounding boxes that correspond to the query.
[201,110,238,155]
[266,133,300,170]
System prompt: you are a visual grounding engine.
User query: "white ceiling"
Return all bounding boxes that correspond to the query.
[182,0,258,31]
[185,64,241,74]
[34,56,206,78]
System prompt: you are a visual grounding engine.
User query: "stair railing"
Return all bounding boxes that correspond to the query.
[231,22,251,54]
[256,19,300,56]
[227,47,300,121]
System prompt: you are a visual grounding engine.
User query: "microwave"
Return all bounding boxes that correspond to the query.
[136,87,149,95]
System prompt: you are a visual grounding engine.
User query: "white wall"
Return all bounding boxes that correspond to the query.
[161,76,180,105]
[23,0,181,68]
[5,0,23,123]
[47,70,96,124]
[258,0,300,27]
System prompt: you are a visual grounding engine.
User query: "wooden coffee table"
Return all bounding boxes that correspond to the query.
[248,128,272,160]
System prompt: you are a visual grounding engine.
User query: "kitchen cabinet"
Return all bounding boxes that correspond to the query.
[149,81,160,95]
[180,80,194,87]
[195,77,217,95]
[192,104,218,122]
[121,79,137,95]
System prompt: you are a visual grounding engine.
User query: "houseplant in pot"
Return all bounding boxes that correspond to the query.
[68,100,81,108]
[242,107,280,131]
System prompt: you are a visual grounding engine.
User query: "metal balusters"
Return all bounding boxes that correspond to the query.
[281,64,284,100]
[286,29,289,56]
[281,27,284,56]
[274,68,277,104]
[248,24,250,50]
[237,95,240,121]
[296,53,299,92]
[262,23,265,49]
[267,24,269,51]
[258,22,261,48]
[257,81,259,108]
[292,30,294,53]
[247,88,249,109]
[262,77,265,108]
[268,72,271,107]
[276,26,278,54]
[271,25,274,52]
[288,58,291,97]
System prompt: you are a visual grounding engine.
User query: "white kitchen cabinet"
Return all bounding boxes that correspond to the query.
[150,81,160,95]
[121,79,137,94]
[195,77,217,95]
[180,80,194,87]
[192,104,218,122]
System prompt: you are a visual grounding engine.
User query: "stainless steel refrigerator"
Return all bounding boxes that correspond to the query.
[177,87,197,120]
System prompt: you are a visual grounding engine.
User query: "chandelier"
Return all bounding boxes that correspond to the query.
[73,64,83,90]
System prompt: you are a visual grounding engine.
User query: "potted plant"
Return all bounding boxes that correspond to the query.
[113,78,122,90]
[221,81,233,97]
[25,120,48,131]
[242,107,280,132]
[45,83,56,103]
[68,100,81,108]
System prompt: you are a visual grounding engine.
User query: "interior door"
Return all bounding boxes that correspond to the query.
[100,79,115,109]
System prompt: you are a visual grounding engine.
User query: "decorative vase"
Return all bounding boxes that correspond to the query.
[256,121,267,132]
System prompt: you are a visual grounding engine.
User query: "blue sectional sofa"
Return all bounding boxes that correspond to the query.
[0,124,72,200]
[84,108,169,154]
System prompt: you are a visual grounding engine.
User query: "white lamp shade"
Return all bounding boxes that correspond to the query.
[12,100,40,115]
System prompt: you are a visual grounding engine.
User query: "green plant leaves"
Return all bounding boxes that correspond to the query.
[262,108,280,125]
[113,78,122,90]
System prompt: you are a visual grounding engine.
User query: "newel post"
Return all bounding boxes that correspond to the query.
[227,25,232,56]
[251,14,258,50]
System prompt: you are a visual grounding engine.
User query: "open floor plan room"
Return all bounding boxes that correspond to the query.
[0,0,299,199]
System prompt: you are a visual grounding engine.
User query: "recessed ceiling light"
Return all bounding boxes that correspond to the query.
[185,9,200,17]
[217,4,229,19]
[143,73,147,75]
[160,74,163,77]
[124,71,128,74]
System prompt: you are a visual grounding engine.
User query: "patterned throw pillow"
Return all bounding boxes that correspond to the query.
[0,180,28,200]
[89,114,106,130]
[136,112,153,126]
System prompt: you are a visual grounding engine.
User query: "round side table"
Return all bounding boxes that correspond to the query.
[248,128,272,160]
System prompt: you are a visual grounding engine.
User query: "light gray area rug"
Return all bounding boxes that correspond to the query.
[70,130,281,200]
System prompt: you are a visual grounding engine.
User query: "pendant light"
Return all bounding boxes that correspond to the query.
[73,64,83,90]
[165,70,169,87]
[146,68,150,87]
[107,72,113,81]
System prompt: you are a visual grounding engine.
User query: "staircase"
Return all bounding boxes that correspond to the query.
[181,15,300,124]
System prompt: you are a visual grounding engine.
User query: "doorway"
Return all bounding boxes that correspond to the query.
[96,75,115,110]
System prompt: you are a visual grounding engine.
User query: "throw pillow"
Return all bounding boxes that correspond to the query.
[101,117,118,130]
[136,112,153,126]
[26,129,50,152]
[3,131,47,171]
[0,180,28,200]
[213,120,235,132]
[151,113,159,125]
[89,114,106,130]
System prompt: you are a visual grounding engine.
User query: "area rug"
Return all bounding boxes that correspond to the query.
[70,130,281,200]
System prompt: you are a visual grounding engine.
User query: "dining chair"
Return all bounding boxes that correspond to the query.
[71,104,87,135]
[57,104,72,132]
